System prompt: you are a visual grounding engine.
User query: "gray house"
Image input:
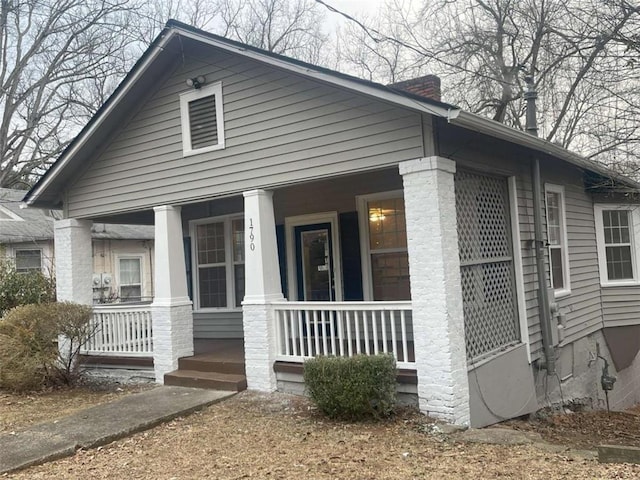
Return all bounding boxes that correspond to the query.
[0,188,155,303]
[23,20,640,427]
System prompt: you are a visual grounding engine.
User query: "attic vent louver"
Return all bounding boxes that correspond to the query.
[189,95,218,149]
[180,81,225,156]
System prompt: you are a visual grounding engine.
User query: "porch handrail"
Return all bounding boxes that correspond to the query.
[82,304,153,356]
[273,300,414,369]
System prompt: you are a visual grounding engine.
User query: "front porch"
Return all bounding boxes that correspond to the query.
[60,157,516,427]
[81,301,417,392]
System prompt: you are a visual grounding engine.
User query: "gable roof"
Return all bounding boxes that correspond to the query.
[0,188,56,242]
[23,20,639,208]
[0,189,154,243]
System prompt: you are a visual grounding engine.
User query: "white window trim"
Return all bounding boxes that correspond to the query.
[544,184,571,297]
[180,81,225,157]
[115,254,145,301]
[594,204,640,287]
[190,214,243,312]
[356,190,406,301]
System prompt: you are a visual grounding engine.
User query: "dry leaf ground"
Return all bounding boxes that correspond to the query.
[0,383,152,433]
[2,389,640,479]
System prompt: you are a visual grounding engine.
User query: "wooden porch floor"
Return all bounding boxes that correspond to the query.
[194,338,245,359]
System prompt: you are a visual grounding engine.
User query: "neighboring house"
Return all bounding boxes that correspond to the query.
[0,188,155,304]
[22,20,640,427]
[0,188,56,274]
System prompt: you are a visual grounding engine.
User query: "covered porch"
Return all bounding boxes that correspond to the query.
[60,157,493,426]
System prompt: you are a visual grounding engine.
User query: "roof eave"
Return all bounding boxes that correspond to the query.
[450,111,640,191]
[23,27,178,208]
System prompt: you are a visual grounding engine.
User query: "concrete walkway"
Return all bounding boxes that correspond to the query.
[0,386,234,474]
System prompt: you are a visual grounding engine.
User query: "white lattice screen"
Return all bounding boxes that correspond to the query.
[455,170,520,361]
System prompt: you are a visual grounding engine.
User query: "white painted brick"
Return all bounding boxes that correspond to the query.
[54,219,93,305]
[152,303,193,382]
[400,157,470,426]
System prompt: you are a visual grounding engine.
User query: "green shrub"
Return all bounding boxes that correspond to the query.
[0,261,55,317]
[0,302,94,391]
[303,354,397,420]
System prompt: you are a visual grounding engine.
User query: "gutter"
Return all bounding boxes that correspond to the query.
[450,111,640,191]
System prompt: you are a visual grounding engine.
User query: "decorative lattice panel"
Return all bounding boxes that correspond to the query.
[455,170,519,360]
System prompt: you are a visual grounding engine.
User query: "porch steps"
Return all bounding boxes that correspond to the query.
[164,369,247,391]
[164,351,247,391]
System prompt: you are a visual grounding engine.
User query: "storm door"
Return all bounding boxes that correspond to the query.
[294,223,335,301]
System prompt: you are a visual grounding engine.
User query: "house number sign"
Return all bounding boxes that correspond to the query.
[249,218,256,251]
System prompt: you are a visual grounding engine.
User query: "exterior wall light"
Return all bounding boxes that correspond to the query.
[186,75,206,89]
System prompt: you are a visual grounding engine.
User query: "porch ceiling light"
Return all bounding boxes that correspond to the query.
[369,208,385,222]
[186,75,206,89]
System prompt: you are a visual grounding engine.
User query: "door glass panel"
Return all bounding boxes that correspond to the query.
[301,229,331,301]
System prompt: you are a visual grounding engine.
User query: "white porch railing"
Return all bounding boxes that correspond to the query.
[273,301,414,369]
[82,304,153,356]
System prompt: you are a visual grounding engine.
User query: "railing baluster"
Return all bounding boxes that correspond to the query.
[346,310,353,357]
[289,311,297,357]
[355,311,361,354]
[391,310,398,361]
[401,310,408,363]
[381,310,388,354]
[363,310,370,355]
[329,310,336,355]
[281,310,289,356]
[297,310,304,357]
[305,310,312,357]
[337,310,344,356]
[320,310,328,355]
[372,310,379,355]
[313,310,320,356]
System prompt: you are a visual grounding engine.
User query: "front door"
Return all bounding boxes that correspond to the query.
[294,223,335,301]
[285,213,342,301]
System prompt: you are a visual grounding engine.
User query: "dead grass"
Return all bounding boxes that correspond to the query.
[4,390,640,479]
[0,382,152,433]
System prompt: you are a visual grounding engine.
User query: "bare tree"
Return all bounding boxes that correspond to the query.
[334,0,640,171]
[216,0,329,63]
[0,0,143,189]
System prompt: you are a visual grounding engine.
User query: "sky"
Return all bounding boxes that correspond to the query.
[317,0,387,32]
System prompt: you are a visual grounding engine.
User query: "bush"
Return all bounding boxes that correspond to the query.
[0,302,94,391]
[0,261,55,317]
[303,354,397,420]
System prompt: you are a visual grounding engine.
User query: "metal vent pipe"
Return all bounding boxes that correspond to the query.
[524,76,556,375]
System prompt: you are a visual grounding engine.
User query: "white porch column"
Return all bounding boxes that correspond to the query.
[242,189,284,391]
[151,205,193,383]
[54,219,93,304]
[54,219,93,362]
[399,157,470,426]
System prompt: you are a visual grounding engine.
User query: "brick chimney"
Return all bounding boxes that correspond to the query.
[389,75,441,102]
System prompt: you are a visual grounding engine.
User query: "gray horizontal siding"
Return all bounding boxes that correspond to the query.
[193,310,243,339]
[66,49,424,218]
[554,180,604,345]
[602,287,640,327]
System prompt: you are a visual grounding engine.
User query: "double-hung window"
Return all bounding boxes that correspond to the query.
[15,249,42,273]
[118,257,143,302]
[192,216,245,309]
[358,191,410,301]
[594,205,640,285]
[180,81,225,156]
[545,185,570,295]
